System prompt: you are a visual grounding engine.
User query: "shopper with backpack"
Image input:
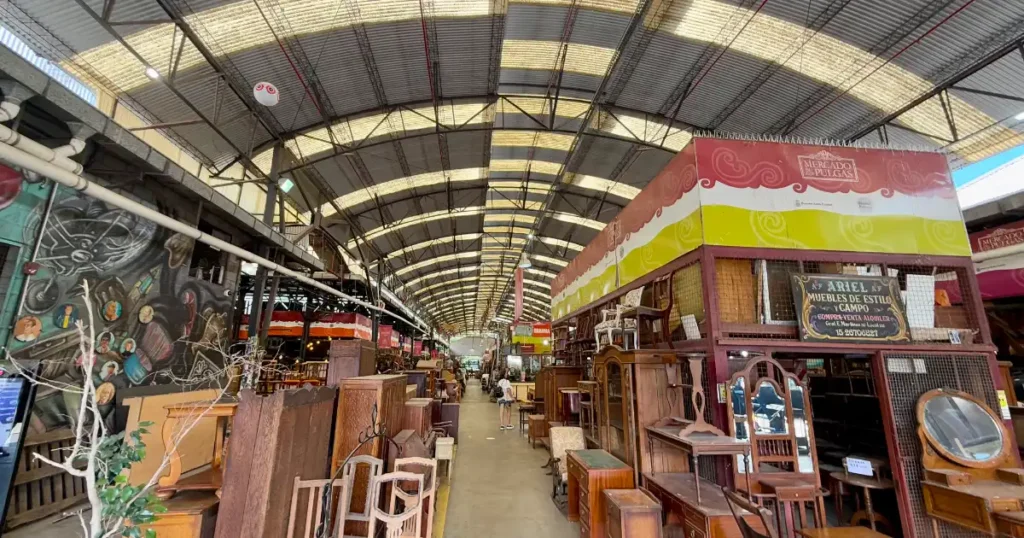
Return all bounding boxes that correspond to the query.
[497,372,514,430]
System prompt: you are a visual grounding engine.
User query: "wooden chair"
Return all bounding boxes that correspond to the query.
[336,455,384,537]
[723,487,779,538]
[394,457,438,538]
[368,471,424,538]
[594,287,644,350]
[549,426,586,506]
[259,360,283,394]
[301,360,330,385]
[286,476,350,538]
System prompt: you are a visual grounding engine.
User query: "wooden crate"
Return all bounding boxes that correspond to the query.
[5,429,88,529]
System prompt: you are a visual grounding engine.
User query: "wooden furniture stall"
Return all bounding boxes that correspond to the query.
[326,339,377,385]
[550,137,1005,538]
[918,388,1024,535]
[595,346,690,477]
[537,365,584,436]
[215,387,336,538]
[605,488,664,538]
[566,449,635,538]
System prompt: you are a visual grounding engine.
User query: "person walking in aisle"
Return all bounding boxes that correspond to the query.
[497,373,514,430]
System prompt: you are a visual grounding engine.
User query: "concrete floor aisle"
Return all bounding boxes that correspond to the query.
[441,379,576,538]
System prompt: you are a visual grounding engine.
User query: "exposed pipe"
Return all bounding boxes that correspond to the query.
[0,104,85,174]
[0,138,430,334]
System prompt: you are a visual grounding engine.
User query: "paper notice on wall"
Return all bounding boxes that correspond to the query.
[682,314,701,340]
[844,457,874,477]
[998,390,1012,420]
[906,274,936,328]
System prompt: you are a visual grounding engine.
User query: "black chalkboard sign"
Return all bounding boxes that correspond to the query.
[791,273,911,343]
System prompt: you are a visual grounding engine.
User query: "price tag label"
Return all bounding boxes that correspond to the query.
[844,457,874,477]
[998,390,1012,420]
[718,383,727,404]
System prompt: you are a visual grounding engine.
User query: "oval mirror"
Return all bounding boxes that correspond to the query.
[922,393,1004,465]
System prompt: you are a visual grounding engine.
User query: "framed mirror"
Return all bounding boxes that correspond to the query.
[917,389,1009,469]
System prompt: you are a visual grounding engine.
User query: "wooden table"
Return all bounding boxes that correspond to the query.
[646,425,751,504]
[644,472,765,538]
[567,449,634,538]
[830,471,894,532]
[797,527,890,538]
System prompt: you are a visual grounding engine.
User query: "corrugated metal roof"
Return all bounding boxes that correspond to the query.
[9,0,1024,327]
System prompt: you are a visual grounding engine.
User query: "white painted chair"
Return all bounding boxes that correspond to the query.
[394,457,438,538]
[286,476,350,538]
[368,471,424,538]
[335,455,384,537]
[594,287,643,350]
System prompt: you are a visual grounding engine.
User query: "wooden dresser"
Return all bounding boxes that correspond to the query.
[567,449,635,538]
[605,489,663,538]
[644,473,765,538]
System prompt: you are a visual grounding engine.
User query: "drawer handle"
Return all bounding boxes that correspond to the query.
[690,530,695,538]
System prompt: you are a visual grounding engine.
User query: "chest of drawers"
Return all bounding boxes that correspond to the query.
[605,489,663,538]
[567,449,635,538]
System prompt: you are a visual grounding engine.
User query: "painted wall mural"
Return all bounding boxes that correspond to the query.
[3,176,234,435]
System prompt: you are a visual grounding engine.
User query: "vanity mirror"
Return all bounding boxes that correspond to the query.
[917,388,1024,536]
[726,357,825,537]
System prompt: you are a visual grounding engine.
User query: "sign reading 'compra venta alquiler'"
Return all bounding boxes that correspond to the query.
[791,274,911,344]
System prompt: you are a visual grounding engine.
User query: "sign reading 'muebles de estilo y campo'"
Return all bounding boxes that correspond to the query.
[791,274,910,343]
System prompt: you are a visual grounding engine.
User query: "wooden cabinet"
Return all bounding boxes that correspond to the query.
[326,339,376,385]
[332,375,408,472]
[644,473,765,538]
[567,450,635,538]
[595,346,689,477]
[404,397,434,438]
[537,365,584,433]
[605,489,663,538]
[330,374,407,537]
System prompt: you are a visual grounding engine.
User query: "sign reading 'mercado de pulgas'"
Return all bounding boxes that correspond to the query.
[791,274,910,343]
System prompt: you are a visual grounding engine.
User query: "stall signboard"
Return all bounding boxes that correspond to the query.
[413,340,423,356]
[238,311,373,340]
[511,322,552,354]
[791,273,911,343]
[377,325,393,348]
[551,137,968,320]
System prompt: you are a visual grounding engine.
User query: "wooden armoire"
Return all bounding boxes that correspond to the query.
[594,346,690,478]
[331,374,407,535]
[535,365,584,434]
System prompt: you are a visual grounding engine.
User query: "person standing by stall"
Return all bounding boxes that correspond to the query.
[497,373,514,430]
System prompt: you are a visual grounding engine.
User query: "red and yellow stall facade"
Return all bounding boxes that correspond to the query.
[551,136,1006,538]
